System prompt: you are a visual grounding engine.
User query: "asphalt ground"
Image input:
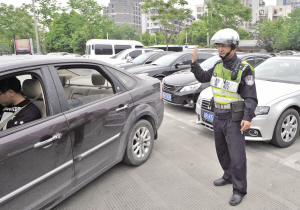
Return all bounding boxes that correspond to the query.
[53,103,300,210]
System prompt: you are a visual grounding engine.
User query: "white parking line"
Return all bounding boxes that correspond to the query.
[164,111,300,172]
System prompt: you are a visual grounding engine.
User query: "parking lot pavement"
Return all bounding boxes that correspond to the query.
[53,103,300,210]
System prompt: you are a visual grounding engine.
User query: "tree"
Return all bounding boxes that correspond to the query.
[286,8,300,51]
[109,24,141,41]
[67,0,114,39]
[253,17,288,52]
[200,0,252,40]
[45,11,85,53]
[140,0,192,50]
[0,3,35,53]
[237,29,252,40]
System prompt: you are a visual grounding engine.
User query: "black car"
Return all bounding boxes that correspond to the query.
[0,55,163,209]
[162,53,271,108]
[117,51,171,70]
[127,51,216,80]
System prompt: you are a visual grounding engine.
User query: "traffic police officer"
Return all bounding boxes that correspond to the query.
[191,28,258,206]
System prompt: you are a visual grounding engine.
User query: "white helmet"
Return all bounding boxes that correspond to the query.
[211,28,240,49]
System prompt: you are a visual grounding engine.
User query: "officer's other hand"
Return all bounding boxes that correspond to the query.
[192,45,198,63]
[240,120,251,132]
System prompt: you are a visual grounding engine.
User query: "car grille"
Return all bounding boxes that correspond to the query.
[163,83,182,92]
[201,99,211,111]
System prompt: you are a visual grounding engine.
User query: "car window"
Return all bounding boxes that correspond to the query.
[0,72,45,132]
[135,45,144,48]
[182,54,192,65]
[56,66,115,109]
[106,66,136,89]
[115,45,131,54]
[149,54,165,62]
[176,55,185,64]
[245,58,255,68]
[256,57,267,67]
[129,50,142,58]
[145,50,153,53]
[95,44,113,55]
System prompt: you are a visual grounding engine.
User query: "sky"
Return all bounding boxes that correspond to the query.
[0,0,278,16]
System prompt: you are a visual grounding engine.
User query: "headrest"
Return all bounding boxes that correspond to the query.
[22,79,43,99]
[58,74,72,86]
[92,74,106,86]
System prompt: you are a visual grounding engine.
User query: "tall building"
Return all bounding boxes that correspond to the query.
[104,0,143,30]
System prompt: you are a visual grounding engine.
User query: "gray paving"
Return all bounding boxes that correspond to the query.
[53,103,300,210]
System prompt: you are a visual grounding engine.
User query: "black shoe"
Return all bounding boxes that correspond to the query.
[229,194,243,206]
[213,178,232,186]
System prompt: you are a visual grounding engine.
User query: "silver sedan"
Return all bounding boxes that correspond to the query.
[196,56,300,148]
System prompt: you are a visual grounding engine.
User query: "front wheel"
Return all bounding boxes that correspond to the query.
[122,120,154,166]
[271,108,300,148]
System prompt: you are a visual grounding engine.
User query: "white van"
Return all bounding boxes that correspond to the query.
[85,39,144,61]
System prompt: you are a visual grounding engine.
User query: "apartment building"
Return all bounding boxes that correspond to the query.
[257,4,292,21]
[104,0,143,29]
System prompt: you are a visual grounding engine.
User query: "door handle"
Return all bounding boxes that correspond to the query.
[116,104,128,112]
[34,133,62,149]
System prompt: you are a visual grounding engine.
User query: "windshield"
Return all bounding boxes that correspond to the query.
[132,53,151,64]
[115,49,132,59]
[151,54,181,66]
[255,59,300,84]
[200,55,221,70]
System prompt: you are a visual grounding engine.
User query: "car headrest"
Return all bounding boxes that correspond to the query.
[22,79,43,100]
[58,74,72,86]
[92,74,106,86]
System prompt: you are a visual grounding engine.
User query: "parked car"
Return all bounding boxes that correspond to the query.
[85,39,144,61]
[0,56,164,209]
[107,48,162,65]
[117,51,171,70]
[279,50,300,56]
[127,51,215,80]
[162,53,271,108]
[195,56,300,148]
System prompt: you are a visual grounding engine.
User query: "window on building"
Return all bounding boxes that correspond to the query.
[279,8,282,11]
[274,9,278,14]
[259,9,264,15]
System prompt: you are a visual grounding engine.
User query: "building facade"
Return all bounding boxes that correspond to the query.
[141,9,194,35]
[104,0,143,30]
[257,4,292,21]
[277,0,300,8]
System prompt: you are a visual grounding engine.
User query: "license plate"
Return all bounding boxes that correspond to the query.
[163,92,172,101]
[203,111,214,122]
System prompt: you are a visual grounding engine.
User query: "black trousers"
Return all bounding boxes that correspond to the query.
[213,112,247,197]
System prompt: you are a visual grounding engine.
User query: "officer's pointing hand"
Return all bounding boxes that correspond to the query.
[192,45,198,63]
[240,120,251,132]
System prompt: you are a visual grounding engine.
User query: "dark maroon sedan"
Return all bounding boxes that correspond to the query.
[0,56,164,209]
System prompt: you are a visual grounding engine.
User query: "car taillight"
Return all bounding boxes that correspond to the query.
[159,81,163,100]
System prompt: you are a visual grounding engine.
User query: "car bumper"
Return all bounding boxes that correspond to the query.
[162,90,196,108]
[196,101,275,142]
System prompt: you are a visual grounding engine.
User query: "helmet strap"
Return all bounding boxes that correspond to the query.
[220,49,232,60]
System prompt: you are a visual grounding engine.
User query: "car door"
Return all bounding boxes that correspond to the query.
[0,67,74,210]
[49,64,134,186]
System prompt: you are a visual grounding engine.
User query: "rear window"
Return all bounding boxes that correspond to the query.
[95,44,113,55]
[115,45,131,54]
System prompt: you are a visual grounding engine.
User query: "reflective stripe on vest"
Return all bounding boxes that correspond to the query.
[210,61,250,104]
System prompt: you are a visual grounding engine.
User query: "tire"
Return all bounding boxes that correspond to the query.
[122,120,154,166]
[271,108,300,148]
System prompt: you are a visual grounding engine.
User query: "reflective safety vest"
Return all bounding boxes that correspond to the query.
[210,61,254,104]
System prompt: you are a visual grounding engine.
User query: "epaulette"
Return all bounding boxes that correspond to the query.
[238,63,248,71]
[215,59,222,65]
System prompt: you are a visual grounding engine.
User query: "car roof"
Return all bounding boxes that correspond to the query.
[0,56,108,73]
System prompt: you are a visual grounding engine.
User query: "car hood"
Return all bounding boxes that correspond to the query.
[117,63,138,69]
[127,65,166,74]
[164,71,198,86]
[256,79,300,105]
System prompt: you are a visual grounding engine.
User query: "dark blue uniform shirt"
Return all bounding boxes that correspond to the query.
[191,53,258,122]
